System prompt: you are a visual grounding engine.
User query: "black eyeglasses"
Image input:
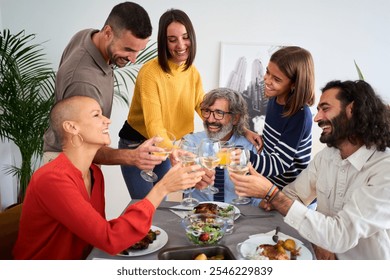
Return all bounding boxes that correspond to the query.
[201,109,232,120]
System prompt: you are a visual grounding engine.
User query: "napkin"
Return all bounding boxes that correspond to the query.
[168,205,193,219]
[249,230,304,245]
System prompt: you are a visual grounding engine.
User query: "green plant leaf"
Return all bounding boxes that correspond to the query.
[354,60,365,80]
[0,29,55,202]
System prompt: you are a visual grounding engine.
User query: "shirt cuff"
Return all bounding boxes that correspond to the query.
[283,200,309,230]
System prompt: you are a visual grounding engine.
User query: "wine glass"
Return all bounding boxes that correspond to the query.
[140,130,176,182]
[198,138,221,195]
[228,147,252,205]
[177,139,200,207]
[217,141,235,169]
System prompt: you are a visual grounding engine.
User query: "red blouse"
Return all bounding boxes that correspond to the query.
[13,153,154,259]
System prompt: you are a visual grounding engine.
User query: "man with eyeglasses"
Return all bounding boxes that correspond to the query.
[183,87,257,203]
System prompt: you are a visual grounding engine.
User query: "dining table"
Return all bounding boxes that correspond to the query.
[87,200,316,260]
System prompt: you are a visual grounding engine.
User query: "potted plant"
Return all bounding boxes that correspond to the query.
[0,30,156,204]
[0,29,55,203]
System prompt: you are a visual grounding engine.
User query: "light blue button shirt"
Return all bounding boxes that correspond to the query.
[184,131,259,205]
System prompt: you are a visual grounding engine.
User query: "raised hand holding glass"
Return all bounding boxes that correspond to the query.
[228,147,251,205]
[177,139,200,207]
[140,131,176,182]
[198,138,221,195]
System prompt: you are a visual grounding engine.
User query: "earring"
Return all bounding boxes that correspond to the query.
[71,134,84,148]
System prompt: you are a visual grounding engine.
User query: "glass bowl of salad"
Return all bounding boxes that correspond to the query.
[182,213,227,245]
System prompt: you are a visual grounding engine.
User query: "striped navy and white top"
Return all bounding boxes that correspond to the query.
[250,97,313,189]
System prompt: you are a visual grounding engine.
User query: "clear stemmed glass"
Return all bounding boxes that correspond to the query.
[228,147,252,205]
[140,131,176,182]
[217,141,235,169]
[198,138,221,195]
[177,139,200,207]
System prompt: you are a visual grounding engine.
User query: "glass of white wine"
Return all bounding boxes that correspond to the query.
[198,138,221,195]
[177,139,200,207]
[228,147,252,205]
[140,130,176,182]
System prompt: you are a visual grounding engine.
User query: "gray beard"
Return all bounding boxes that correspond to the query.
[203,121,234,140]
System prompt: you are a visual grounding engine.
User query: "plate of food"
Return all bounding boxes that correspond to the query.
[117,225,168,257]
[238,233,313,260]
[193,201,241,220]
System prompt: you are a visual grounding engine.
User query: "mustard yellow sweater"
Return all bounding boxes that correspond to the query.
[127,58,204,140]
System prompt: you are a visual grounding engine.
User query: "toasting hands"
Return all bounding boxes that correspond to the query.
[229,164,271,198]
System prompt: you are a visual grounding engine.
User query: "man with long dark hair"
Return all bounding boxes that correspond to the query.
[230,80,390,259]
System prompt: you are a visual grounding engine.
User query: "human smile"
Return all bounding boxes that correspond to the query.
[318,122,331,134]
[115,57,129,67]
[264,85,274,95]
[174,48,188,57]
[206,123,221,132]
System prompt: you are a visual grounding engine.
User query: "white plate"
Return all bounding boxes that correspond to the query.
[196,201,241,220]
[239,233,313,260]
[117,226,168,257]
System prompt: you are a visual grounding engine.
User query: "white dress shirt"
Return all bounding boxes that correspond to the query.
[283,145,390,259]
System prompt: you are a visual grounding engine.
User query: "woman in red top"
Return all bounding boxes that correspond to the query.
[13,96,204,259]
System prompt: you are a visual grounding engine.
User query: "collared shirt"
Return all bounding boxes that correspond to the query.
[283,145,390,259]
[184,131,257,204]
[43,29,114,153]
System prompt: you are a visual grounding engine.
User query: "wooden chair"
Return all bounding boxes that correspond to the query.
[0,203,22,259]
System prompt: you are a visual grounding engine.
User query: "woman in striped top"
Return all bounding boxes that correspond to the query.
[250,46,315,190]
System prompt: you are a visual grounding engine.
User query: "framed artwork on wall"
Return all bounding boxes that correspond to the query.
[219,43,284,134]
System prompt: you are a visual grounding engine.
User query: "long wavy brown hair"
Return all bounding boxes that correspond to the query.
[322,80,390,151]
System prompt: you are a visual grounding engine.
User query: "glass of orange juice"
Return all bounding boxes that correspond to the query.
[217,141,235,169]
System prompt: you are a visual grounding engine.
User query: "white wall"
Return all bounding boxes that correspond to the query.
[1,0,389,217]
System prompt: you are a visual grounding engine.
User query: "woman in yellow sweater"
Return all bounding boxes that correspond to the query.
[118,9,204,198]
